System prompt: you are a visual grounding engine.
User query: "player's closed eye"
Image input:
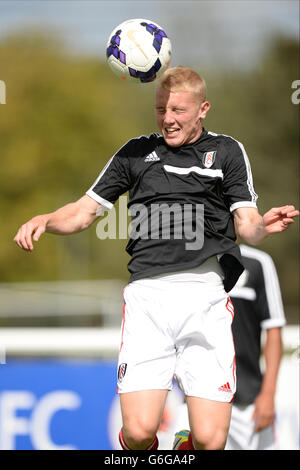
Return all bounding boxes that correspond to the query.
[156,107,185,115]
[173,108,186,114]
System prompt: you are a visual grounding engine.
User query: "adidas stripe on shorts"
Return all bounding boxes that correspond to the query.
[117,257,236,403]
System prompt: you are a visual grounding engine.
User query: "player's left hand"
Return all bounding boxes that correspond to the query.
[263,205,299,234]
[251,392,275,432]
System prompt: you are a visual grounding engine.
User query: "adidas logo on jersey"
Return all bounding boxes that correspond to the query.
[218,382,232,393]
[144,152,160,162]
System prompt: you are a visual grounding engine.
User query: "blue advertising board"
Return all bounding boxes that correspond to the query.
[0,357,298,450]
[0,359,119,450]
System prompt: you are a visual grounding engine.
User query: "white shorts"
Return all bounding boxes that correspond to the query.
[225,404,277,450]
[117,257,236,402]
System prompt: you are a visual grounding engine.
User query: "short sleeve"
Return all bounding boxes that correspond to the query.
[86,141,132,209]
[222,139,258,212]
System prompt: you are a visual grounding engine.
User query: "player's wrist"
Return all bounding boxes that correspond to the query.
[259,384,276,398]
[41,213,54,232]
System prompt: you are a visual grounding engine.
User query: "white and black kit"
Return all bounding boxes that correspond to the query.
[87,130,258,400]
[225,244,286,450]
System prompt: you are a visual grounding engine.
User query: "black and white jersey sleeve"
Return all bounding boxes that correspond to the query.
[86,140,132,209]
[230,245,286,330]
[239,245,286,329]
[229,245,286,404]
[222,139,258,213]
[208,132,258,213]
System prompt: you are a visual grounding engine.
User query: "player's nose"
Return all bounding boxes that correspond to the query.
[163,109,176,124]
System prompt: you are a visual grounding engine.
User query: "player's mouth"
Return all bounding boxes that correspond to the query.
[164,127,180,136]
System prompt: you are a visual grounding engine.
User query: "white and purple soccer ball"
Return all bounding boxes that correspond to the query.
[106,19,172,83]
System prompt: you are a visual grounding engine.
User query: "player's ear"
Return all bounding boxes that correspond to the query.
[199,101,210,119]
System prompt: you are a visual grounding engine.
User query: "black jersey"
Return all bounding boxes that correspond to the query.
[229,245,286,405]
[87,130,258,291]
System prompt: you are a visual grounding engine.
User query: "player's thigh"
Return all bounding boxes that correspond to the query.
[186,396,232,449]
[120,389,168,434]
[174,289,235,402]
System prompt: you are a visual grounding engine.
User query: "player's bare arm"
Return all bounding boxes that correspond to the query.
[252,327,283,432]
[233,205,299,245]
[14,195,101,252]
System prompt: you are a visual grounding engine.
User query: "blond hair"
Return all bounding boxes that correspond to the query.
[157,66,207,102]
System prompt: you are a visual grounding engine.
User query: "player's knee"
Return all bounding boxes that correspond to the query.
[122,422,158,450]
[192,427,228,450]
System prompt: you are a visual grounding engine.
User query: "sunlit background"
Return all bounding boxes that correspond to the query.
[0,0,299,450]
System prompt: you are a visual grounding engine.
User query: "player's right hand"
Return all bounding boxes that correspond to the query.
[13,215,48,252]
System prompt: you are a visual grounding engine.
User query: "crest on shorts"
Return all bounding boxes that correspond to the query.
[203,151,217,168]
[118,363,127,383]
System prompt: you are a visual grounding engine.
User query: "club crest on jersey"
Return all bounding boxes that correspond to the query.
[118,363,127,383]
[203,151,217,168]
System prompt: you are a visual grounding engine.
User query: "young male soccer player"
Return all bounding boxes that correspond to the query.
[226,244,285,450]
[173,245,286,450]
[14,67,299,450]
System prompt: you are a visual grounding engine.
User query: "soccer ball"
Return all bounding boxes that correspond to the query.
[106,18,172,83]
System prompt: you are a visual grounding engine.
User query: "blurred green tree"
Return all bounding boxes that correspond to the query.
[0,31,155,284]
[204,36,299,318]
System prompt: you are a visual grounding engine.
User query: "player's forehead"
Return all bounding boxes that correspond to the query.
[155,87,199,107]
